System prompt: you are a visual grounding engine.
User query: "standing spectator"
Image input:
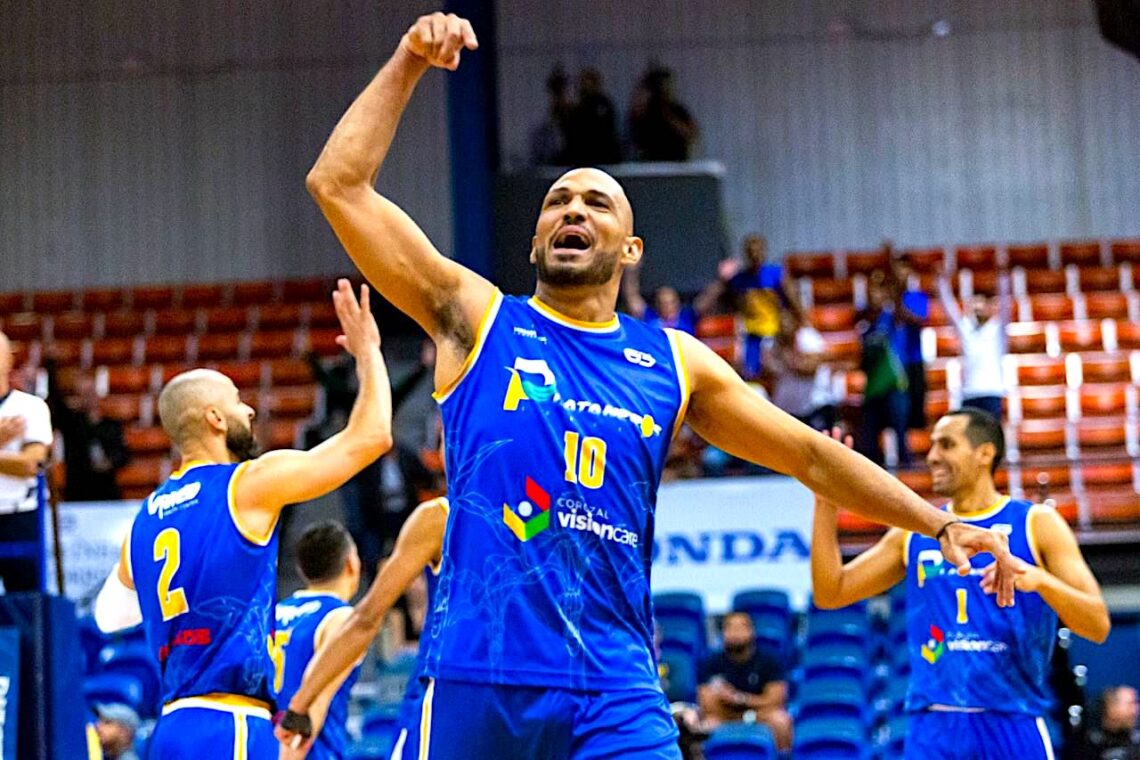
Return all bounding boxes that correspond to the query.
[93,703,141,760]
[889,245,930,429]
[768,310,836,431]
[0,331,52,592]
[938,269,1011,422]
[1080,686,1140,760]
[857,273,911,467]
[45,360,129,501]
[621,260,723,335]
[529,65,571,166]
[698,611,792,751]
[563,68,621,166]
[629,65,698,161]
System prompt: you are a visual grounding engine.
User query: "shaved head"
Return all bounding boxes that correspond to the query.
[550,168,634,233]
[158,368,255,455]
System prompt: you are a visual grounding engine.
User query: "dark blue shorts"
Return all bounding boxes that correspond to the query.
[148,700,276,759]
[391,678,680,760]
[905,710,1053,760]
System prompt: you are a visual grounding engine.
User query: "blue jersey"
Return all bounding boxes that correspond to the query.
[904,498,1058,714]
[128,461,278,707]
[424,293,687,691]
[275,593,360,760]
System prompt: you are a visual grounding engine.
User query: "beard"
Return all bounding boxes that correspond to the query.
[723,640,752,657]
[534,245,620,287]
[225,417,260,462]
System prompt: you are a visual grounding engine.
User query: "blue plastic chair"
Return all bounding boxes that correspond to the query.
[796,677,867,722]
[793,716,869,759]
[346,735,396,760]
[658,617,705,663]
[704,722,778,760]
[659,645,698,703]
[882,713,908,755]
[806,611,870,650]
[732,589,791,625]
[99,643,161,717]
[83,672,144,712]
[654,592,705,623]
[360,702,402,738]
[801,643,870,682]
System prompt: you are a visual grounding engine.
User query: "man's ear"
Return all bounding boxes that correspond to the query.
[622,236,644,266]
[530,236,538,265]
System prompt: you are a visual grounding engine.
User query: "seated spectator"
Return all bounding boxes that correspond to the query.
[629,65,698,161]
[698,611,792,751]
[45,359,129,501]
[767,310,836,431]
[93,703,141,760]
[1081,685,1140,760]
[621,261,722,335]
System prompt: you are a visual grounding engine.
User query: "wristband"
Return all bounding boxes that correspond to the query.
[934,519,959,542]
[273,709,313,738]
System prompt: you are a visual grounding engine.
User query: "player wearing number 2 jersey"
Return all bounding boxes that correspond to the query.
[812,409,1110,760]
[93,281,392,760]
[281,11,1020,757]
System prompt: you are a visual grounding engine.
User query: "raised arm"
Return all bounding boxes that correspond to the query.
[305,12,494,386]
[677,331,1017,605]
[937,272,964,331]
[812,495,907,609]
[235,281,392,534]
[620,262,648,319]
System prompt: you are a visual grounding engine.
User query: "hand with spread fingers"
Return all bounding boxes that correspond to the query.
[936,520,1018,607]
[401,11,478,71]
[331,279,381,359]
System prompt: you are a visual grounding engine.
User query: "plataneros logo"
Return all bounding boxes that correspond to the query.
[503,477,552,541]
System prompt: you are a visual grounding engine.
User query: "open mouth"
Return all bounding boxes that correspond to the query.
[551,226,592,253]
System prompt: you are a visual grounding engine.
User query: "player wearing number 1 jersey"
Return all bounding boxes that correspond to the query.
[93,281,392,759]
[812,409,1110,760]
[280,11,1020,757]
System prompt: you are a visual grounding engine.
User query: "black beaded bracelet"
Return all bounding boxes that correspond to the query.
[274,708,313,738]
[934,519,959,541]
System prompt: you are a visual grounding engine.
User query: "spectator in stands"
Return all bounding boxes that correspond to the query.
[563,68,622,166]
[1081,686,1140,760]
[857,273,911,467]
[698,611,792,751]
[768,309,836,431]
[709,235,799,380]
[45,359,129,501]
[0,330,53,593]
[529,65,571,166]
[629,65,698,161]
[888,244,930,430]
[938,268,1011,422]
[93,703,141,760]
[621,260,723,335]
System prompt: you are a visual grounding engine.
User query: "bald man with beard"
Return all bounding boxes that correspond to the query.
[275,12,1024,758]
[94,280,392,758]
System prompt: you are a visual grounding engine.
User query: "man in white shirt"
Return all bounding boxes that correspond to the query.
[0,331,53,592]
[938,272,1011,422]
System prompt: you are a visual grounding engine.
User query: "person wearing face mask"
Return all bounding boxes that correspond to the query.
[697,611,792,750]
[91,281,393,759]
[937,268,1011,422]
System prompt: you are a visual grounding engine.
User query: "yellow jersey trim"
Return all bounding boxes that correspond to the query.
[419,678,436,760]
[162,693,272,719]
[433,290,503,403]
[948,495,1010,523]
[902,531,912,567]
[526,296,620,333]
[227,461,277,546]
[1026,503,1048,568]
[665,329,691,439]
[170,459,211,479]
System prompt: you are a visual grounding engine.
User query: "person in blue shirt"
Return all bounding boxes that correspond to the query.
[888,246,931,430]
[282,12,1019,757]
[812,409,1110,760]
[621,260,722,335]
[93,280,393,759]
[275,522,363,760]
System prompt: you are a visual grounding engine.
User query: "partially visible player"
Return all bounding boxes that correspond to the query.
[812,409,1110,760]
[93,280,392,759]
[274,522,363,760]
[277,496,449,758]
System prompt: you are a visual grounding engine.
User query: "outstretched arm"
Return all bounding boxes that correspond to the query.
[235,281,392,536]
[306,12,494,386]
[937,272,964,332]
[678,331,1017,606]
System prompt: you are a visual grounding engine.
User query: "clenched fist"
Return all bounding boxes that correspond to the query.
[401,12,478,71]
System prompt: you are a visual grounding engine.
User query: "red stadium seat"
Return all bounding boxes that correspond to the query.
[98,394,145,424]
[1028,295,1074,322]
[91,338,138,367]
[282,278,330,304]
[267,359,313,386]
[1023,269,1066,295]
[902,247,946,273]
[151,308,197,336]
[0,292,27,315]
[1081,353,1132,384]
[232,281,277,306]
[210,361,262,389]
[180,283,228,309]
[926,301,953,328]
[1075,417,1129,454]
[837,511,887,536]
[1017,386,1068,420]
[897,469,934,496]
[249,330,298,359]
[1084,293,1129,321]
[955,245,997,272]
[81,288,126,312]
[255,304,305,331]
[116,456,169,497]
[1059,240,1102,268]
[101,311,147,339]
[142,336,190,364]
[926,361,950,391]
[202,306,251,334]
[811,278,854,305]
[1114,322,1140,350]
[1078,267,1123,293]
[158,363,197,386]
[49,339,86,368]
[1015,355,1067,387]
[1058,321,1103,353]
[1,313,45,342]
[1109,238,1140,265]
[1007,322,1047,355]
[263,387,316,419]
[819,331,860,366]
[907,429,932,457]
[925,389,950,419]
[1021,463,1072,493]
[1081,461,1135,492]
[810,305,856,333]
[52,312,95,340]
[130,285,176,311]
[195,334,243,362]
[32,290,77,313]
[785,251,836,279]
[1088,490,1140,524]
[103,365,153,394]
[970,270,999,296]
[306,329,344,358]
[1006,243,1050,270]
[306,302,340,330]
[263,420,302,451]
[1079,383,1129,417]
[933,327,960,357]
[1015,419,1068,460]
[844,249,889,276]
[695,315,734,339]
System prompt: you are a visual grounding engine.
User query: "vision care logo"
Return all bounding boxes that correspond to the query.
[921,624,946,664]
[503,477,552,541]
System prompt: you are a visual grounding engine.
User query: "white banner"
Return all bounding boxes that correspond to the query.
[651,476,815,613]
[45,500,141,601]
